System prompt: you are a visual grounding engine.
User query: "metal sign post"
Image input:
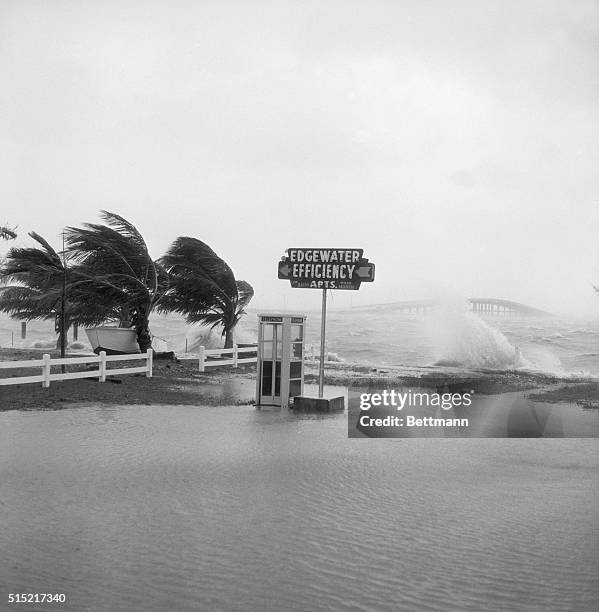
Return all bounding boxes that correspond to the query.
[319,288,327,398]
[278,247,375,411]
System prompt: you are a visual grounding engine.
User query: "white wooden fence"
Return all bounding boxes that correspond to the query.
[198,344,257,372]
[0,349,153,388]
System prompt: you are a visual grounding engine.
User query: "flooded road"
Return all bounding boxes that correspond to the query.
[1,405,598,611]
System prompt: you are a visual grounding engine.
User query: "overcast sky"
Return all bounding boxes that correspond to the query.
[1,0,598,314]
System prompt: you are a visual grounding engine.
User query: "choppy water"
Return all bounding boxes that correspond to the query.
[2,405,598,611]
[313,309,599,376]
[3,307,597,377]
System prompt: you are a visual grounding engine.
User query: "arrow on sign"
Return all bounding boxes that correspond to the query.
[355,264,375,281]
[278,261,290,279]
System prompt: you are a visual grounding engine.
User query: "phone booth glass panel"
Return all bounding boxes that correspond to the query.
[257,314,306,408]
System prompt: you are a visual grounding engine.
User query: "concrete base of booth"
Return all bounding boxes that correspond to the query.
[292,395,345,412]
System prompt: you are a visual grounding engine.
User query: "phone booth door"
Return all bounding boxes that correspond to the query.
[288,318,305,399]
[259,321,282,406]
[257,313,306,408]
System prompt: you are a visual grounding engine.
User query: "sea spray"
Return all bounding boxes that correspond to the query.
[427,304,517,369]
[514,345,566,376]
[3,310,595,375]
[187,326,257,353]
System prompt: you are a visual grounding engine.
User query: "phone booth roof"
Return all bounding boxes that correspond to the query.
[257,313,307,321]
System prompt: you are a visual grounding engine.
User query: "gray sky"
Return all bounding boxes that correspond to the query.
[1,0,598,314]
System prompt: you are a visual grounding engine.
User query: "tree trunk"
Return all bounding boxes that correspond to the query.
[59,296,67,360]
[53,320,70,353]
[224,327,234,349]
[55,304,68,373]
[135,307,153,352]
[136,324,152,352]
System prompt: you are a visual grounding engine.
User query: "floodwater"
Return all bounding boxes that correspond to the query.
[1,405,598,611]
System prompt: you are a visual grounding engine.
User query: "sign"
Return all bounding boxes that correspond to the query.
[278,248,375,290]
[277,247,375,400]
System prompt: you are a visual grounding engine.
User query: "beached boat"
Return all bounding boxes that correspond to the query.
[85,327,140,355]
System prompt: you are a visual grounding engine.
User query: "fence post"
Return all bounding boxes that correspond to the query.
[233,343,238,368]
[199,346,205,372]
[146,348,153,378]
[42,353,51,388]
[99,351,106,382]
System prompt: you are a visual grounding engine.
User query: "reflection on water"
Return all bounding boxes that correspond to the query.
[1,406,598,611]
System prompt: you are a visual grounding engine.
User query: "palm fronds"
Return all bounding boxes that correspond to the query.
[65,211,168,350]
[159,237,253,347]
[1,213,253,352]
[0,225,17,240]
[0,232,66,319]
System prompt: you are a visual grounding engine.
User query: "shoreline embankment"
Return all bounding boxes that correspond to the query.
[1,348,597,411]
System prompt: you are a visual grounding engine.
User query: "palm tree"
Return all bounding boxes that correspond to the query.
[0,232,70,356]
[159,237,253,348]
[0,228,146,356]
[65,211,169,352]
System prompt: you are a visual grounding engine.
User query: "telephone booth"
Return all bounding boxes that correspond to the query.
[256,313,306,409]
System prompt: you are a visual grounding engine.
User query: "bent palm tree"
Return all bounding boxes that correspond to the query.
[159,237,253,348]
[65,211,168,352]
[0,232,70,355]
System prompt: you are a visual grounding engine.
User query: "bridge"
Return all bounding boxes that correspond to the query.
[468,298,551,317]
[351,298,552,316]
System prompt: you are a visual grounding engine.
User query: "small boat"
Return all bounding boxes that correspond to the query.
[85,326,140,355]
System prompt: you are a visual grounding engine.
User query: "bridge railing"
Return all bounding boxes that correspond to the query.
[380,298,550,316]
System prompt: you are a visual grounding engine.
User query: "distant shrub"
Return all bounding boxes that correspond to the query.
[33,340,56,349]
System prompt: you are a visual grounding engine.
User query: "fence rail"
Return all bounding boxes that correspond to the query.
[198,344,257,372]
[0,349,153,388]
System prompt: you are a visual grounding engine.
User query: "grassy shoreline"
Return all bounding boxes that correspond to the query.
[1,348,597,411]
[0,348,257,410]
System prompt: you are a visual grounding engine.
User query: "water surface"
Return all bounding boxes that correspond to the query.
[1,405,598,611]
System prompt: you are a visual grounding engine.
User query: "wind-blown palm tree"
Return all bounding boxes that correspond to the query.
[0,232,71,356]
[159,237,253,348]
[65,211,169,352]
